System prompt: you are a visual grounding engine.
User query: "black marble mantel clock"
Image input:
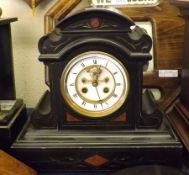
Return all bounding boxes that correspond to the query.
[12,8,183,172]
[31,8,162,130]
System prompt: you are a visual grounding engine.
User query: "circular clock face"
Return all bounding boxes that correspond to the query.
[60,51,130,118]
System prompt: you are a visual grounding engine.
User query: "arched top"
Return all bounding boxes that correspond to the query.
[55,8,135,31]
[38,8,152,63]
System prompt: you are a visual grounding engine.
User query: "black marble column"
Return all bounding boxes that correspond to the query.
[0,18,17,100]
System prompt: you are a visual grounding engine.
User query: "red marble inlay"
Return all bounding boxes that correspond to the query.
[90,18,101,28]
[113,112,127,122]
[66,113,80,122]
[84,155,109,167]
[67,112,126,122]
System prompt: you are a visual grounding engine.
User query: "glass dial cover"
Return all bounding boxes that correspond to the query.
[60,51,130,118]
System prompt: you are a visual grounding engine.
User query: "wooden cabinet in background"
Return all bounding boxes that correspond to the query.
[24,0,43,8]
[168,0,189,155]
[0,150,37,175]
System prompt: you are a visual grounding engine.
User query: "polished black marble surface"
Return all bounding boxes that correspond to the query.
[38,165,189,175]
[0,18,17,100]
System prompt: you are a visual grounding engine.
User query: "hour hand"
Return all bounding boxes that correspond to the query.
[82,78,109,83]
[81,78,98,87]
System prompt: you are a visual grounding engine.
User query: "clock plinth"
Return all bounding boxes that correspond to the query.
[12,8,183,171]
[12,117,182,171]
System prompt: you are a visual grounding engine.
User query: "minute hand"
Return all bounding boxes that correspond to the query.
[95,87,103,108]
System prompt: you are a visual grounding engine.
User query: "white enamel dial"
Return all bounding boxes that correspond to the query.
[60,51,130,118]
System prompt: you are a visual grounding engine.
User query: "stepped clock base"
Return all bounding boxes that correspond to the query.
[12,118,183,172]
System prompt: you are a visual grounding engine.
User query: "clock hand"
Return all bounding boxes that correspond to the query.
[95,86,103,109]
[82,78,109,83]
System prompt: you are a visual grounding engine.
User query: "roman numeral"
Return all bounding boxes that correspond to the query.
[113,94,118,98]
[94,104,97,109]
[73,93,78,98]
[82,101,86,106]
[69,83,75,86]
[93,59,97,64]
[105,102,109,105]
[81,63,85,67]
[113,72,118,75]
[116,83,121,86]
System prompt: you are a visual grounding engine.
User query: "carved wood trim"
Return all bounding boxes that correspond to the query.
[44,0,82,85]
[44,0,184,110]
[170,0,189,7]
[143,70,181,111]
[168,1,189,154]
[171,0,189,110]
[167,101,189,151]
[44,0,82,34]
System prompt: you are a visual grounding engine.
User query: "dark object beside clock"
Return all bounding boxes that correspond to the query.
[0,18,27,150]
[12,8,183,171]
[0,18,17,100]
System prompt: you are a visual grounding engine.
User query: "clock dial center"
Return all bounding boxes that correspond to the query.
[76,65,115,103]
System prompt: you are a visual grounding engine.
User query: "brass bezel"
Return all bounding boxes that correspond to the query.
[60,51,130,118]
